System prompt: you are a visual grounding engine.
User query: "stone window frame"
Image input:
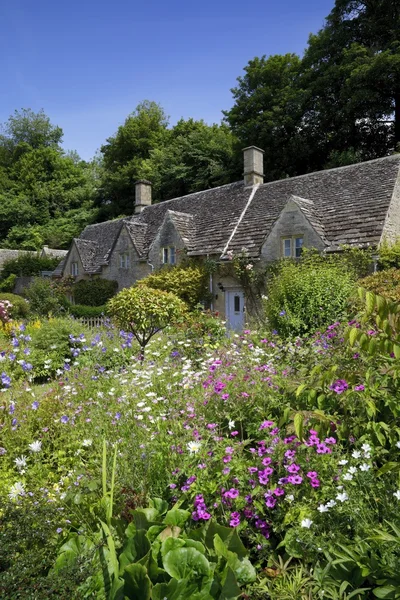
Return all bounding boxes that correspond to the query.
[71,262,79,276]
[161,246,176,265]
[119,252,130,269]
[281,236,304,258]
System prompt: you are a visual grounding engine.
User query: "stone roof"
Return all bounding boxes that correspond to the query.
[123,221,148,258]
[0,250,34,271]
[60,154,400,274]
[167,211,196,250]
[40,247,68,259]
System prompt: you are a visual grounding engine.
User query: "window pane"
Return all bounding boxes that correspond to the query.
[283,239,291,257]
[295,238,303,258]
[163,248,168,263]
[234,295,240,313]
[170,247,176,264]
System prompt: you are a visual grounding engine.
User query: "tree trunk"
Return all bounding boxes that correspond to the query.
[395,91,400,149]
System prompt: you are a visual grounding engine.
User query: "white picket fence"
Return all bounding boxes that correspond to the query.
[80,316,107,328]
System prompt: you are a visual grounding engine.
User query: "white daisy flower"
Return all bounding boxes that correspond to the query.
[301,518,313,528]
[187,441,202,454]
[14,455,27,469]
[9,481,25,500]
[352,450,361,459]
[82,439,92,447]
[28,440,42,453]
[317,504,329,513]
[336,492,349,502]
[393,490,400,501]
[359,463,370,472]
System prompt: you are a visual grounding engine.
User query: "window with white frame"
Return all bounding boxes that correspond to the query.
[71,262,78,276]
[281,236,304,258]
[161,247,176,265]
[119,252,129,269]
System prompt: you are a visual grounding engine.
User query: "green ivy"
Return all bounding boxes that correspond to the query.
[73,278,118,307]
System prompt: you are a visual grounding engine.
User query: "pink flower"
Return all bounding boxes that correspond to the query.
[288,475,303,485]
[265,496,277,508]
[325,437,336,445]
[310,478,320,488]
[231,431,239,437]
[259,420,274,430]
[273,487,285,496]
[262,457,272,466]
[306,471,318,479]
[287,464,300,474]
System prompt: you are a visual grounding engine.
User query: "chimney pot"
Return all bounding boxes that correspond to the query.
[243,146,264,186]
[135,180,152,214]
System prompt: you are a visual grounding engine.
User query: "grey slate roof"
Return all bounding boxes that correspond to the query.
[167,211,196,250]
[61,154,400,274]
[123,221,148,258]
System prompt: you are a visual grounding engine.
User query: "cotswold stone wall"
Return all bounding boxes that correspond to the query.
[260,199,325,261]
[147,215,185,270]
[104,227,149,291]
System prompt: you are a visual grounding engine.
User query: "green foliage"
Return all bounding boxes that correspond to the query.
[0,109,98,249]
[359,269,400,303]
[0,292,29,319]
[107,286,187,358]
[73,278,118,306]
[67,303,108,318]
[0,274,16,293]
[264,259,355,337]
[139,265,208,309]
[24,278,65,317]
[169,310,226,360]
[378,240,400,270]
[0,254,59,279]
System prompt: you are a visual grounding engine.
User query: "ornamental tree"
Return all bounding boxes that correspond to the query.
[107,286,187,360]
[138,265,208,309]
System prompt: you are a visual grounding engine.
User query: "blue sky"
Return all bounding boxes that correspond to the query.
[1,0,334,160]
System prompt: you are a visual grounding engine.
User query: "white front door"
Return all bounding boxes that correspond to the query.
[225,289,245,331]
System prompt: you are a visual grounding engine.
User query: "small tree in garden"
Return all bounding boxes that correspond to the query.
[107,286,187,360]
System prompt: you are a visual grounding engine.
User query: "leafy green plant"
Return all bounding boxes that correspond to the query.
[0,292,29,319]
[67,303,108,318]
[24,277,65,316]
[359,268,400,303]
[0,254,59,279]
[264,259,355,337]
[378,240,400,271]
[73,278,118,307]
[138,265,208,309]
[107,286,187,359]
[0,273,16,293]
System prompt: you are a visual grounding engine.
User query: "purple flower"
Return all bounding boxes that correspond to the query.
[31,401,39,410]
[229,511,241,527]
[1,372,11,389]
[224,488,239,500]
[60,415,69,424]
[259,420,274,430]
[288,475,303,485]
[265,496,277,508]
[354,385,365,391]
[330,379,349,394]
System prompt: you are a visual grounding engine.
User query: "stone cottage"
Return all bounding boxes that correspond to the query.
[55,147,400,330]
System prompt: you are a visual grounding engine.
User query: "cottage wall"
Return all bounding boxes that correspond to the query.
[147,215,186,269]
[104,226,150,290]
[63,244,88,281]
[260,199,325,261]
[381,171,400,244]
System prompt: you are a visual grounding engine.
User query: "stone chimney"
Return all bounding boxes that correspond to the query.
[135,180,152,214]
[243,146,264,186]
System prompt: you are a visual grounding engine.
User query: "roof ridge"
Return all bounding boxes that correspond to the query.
[258,154,400,190]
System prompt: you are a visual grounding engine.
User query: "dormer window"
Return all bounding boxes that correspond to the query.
[71,262,78,276]
[162,247,176,265]
[282,236,303,258]
[120,252,129,269]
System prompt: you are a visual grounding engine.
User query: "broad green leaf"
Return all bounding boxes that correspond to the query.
[349,327,360,347]
[164,507,191,527]
[219,566,242,599]
[123,563,152,600]
[365,291,376,315]
[293,412,304,441]
[373,586,398,599]
[161,536,185,558]
[163,547,211,580]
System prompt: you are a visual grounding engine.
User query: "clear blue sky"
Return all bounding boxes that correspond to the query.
[1,0,334,160]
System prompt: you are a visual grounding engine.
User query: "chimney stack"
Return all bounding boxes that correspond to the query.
[243,146,264,186]
[135,180,152,214]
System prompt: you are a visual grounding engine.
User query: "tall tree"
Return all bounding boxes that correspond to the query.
[141,119,241,200]
[98,101,169,216]
[303,0,400,164]
[223,54,319,180]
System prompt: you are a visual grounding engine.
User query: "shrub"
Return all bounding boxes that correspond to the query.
[359,268,400,302]
[138,265,208,309]
[169,310,226,360]
[0,274,16,293]
[23,278,65,317]
[378,239,400,270]
[0,254,59,279]
[73,278,118,306]
[264,260,355,337]
[107,286,187,358]
[0,293,29,319]
[67,303,108,318]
